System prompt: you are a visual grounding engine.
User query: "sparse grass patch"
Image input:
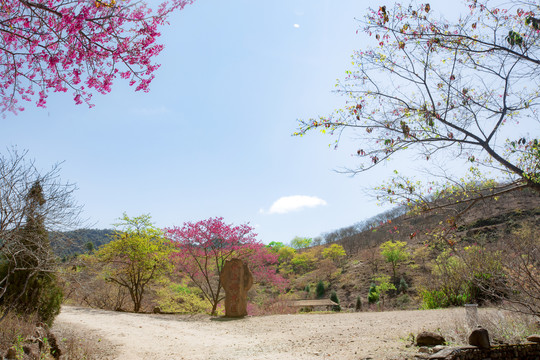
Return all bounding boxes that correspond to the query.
[0,310,37,353]
[440,308,539,346]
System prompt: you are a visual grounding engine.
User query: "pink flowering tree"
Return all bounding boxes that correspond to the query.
[0,0,194,114]
[296,0,540,222]
[165,217,286,316]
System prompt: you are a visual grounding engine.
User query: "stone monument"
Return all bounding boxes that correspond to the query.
[220,258,253,317]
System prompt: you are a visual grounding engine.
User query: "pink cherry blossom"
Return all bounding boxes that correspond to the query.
[0,0,194,115]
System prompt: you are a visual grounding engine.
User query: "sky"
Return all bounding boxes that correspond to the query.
[1,0,463,245]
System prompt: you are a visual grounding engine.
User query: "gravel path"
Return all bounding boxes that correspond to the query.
[53,306,468,360]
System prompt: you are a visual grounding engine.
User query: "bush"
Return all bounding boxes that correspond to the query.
[395,293,411,309]
[155,280,208,314]
[0,265,63,325]
[420,288,471,309]
[316,280,325,299]
[368,283,379,304]
[35,274,63,325]
[355,295,362,312]
[330,291,341,312]
[398,277,409,293]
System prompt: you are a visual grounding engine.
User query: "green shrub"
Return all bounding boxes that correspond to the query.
[395,293,411,309]
[316,280,325,299]
[35,275,63,325]
[0,265,63,326]
[330,291,341,312]
[368,283,379,304]
[420,289,448,309]
[420,288,471,309]
[398,277,409,293]
[355,295,362,312]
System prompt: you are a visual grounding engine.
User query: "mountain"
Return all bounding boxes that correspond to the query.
[50,228,115,258]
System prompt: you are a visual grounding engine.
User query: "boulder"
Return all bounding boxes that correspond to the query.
[416,332,446,346]
[468,327,490,349]
[432,345,446,352]
[526,334,540,343]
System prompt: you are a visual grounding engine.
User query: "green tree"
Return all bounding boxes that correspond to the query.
[84,241,95,254]
[95,213,172,313]
[266,241,285,253]
[0,181,63,324]
[316,280,325,299]
[0,149,82,323]
[374,275,396,310]
[322,244,347,264]
[380,241,409,282]
[330,290,341,312]
[398,276,409,293]
[355,295,363,312]
[290,252,316,274]
[277,246,296,263]
[367,283,379,304]
[290,236,313,250]
[296,0,540,226]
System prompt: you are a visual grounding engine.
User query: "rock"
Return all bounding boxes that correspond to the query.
[526,334,540,343]
[23,342,40,360]
[429,347,458,359]
[416,331,446,346]
[418,346,432,353]
[468,327,490,349]
[432,345,446,352]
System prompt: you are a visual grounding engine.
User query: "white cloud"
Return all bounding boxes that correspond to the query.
[264,195,327,214]
[293,24,300,28]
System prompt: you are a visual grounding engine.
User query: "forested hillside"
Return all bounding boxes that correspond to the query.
[50,229,114,258]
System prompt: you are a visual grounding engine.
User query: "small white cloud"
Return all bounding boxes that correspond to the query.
[293,24,300,28]
[265,195,327,214]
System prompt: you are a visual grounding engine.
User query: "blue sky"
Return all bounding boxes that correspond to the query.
[1,0,462,244]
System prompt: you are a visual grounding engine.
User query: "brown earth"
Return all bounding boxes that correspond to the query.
[53,306,474,360]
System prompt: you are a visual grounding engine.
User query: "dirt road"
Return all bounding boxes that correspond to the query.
[53,306,467,360]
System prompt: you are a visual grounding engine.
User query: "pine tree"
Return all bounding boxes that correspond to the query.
[316,280,325,299]
[368,283,379,304]
[330,291,341,312]
[355,295,363,312]
[0,181,63,324]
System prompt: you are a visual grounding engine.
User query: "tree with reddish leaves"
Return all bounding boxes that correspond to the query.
[165,217,286,316]
[0,0,194,114]
[296,0,540,222]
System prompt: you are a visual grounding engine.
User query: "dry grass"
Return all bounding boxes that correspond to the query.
[0,307,110,360]
[0,310,37,353]
[53,327,114,360]
[440,308,539,346]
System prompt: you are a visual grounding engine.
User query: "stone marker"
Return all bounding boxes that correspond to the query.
[220,258,253,317]
[416,331,446,346]
[468,326,490,349]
